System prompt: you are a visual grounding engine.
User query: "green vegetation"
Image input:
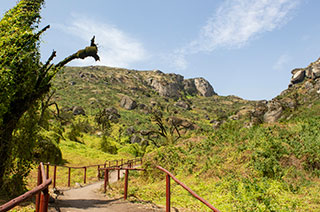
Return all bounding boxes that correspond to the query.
[46,64,320,211]
[1,2,320,211]
[121,116,320,211]
[0,0,99,197]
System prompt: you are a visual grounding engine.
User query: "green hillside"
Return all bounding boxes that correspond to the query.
[43,60,320,211]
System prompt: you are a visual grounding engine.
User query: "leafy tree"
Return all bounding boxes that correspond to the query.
[0,0,99,193]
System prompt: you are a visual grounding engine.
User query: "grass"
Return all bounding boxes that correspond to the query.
[6,65,320,211]
[106,115,320,211]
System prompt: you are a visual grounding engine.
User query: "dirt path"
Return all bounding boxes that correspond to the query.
[51,169,165,212]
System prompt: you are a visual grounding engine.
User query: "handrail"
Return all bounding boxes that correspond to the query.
[43,157,141,188]
[0,158,141,212]
[0,162,52,212]
[156,166,220,212]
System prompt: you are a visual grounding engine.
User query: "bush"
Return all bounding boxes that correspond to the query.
[100,136,118,154]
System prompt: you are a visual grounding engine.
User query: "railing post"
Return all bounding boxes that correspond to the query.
[46,164,49,179]
[124,169,129,200]
[68,167,71,187]
[116,160,120,180]
[83,167,87,184]
[53,166,57,189]
[40,188,49,212]
[166,174,171,212]
[36,165,41,212]
[97,165,100,180]
[104,168,108,193]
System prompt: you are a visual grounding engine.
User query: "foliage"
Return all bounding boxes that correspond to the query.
[0,0,99,195]
[100,135,118,154]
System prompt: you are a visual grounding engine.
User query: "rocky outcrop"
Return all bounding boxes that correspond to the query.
[183,79,198,95]
[291,69,305,84]
[146,73,216,98]
[148,79,180,98]
[120,96,137,110]
[194,78,216,97]
[263,101,283,123]
[290,58,320,86]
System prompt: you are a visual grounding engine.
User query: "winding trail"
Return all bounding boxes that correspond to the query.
[51,169,165,212]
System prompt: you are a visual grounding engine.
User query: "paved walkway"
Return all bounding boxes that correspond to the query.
[50,169,165,212]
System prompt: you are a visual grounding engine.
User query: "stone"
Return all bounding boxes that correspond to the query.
[151,80,180,97]
[291,68,303,75]
[281,98,297,110]
[183,79,197,95]
[304,81,313,90]
[236,108,254,118]
[263,101,283,123]
[105,107,119,115]
[211,120,221,129]
[291,70,305,84]
[126,126,135,135]
[138,104,147,110]
[150,101,157,107]
[194,78,216,97]
[174,101,191,110]
[120,96,137,110]
[130,135,141,144]
[72,106,85,115]
[312,65,320,79]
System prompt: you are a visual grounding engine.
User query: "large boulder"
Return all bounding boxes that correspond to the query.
[150,80,180,98]
[120,96,137,110]
[183,79,198,95]
[263,101,283,123]
[311,64,320,79]
[194,78,216,97]
[291,70,305,84]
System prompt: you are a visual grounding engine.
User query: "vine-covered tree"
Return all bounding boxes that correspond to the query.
[0,0,99,194]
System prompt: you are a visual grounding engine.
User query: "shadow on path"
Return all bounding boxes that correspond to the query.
[55,198,122,209]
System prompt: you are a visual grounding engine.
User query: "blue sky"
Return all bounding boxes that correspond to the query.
[1,0,320,100]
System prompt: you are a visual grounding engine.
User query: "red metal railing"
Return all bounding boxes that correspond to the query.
[0,159,218,212]
[44,158,142,188]
[98,158,143,198]
[0,158,141,212]
[156,166,220,212]
[0,163,52,212]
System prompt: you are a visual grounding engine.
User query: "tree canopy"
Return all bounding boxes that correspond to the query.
[0,0,99,196]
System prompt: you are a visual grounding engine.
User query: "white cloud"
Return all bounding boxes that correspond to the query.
[62,15,148,68]
[172,0,300,70]
[273,54,291,71]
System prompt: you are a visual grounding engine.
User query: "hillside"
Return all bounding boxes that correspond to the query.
[46,60,320,211]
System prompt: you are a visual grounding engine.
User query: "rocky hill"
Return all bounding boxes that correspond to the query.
[52,66,257,131]
[50,56,320,135]
[48,59,320,211]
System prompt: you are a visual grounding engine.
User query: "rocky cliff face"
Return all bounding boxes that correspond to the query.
[252,57,320,124]
[146,70,216,98]
[289,57,320,86]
